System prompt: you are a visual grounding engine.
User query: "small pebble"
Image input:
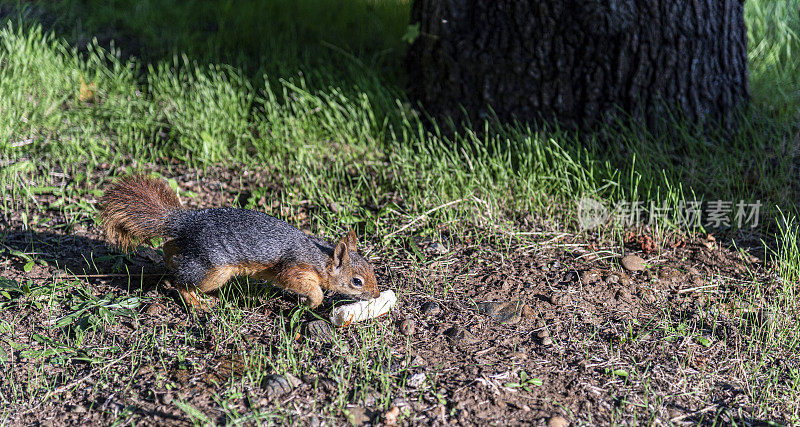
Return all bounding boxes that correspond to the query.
[428,242,448,255]
[477,301,519,323]
[419,301,441,316]
[548,415,570,427]
[521,304,535,319]
[345,406,370,426]
[621,255,646,271]
[443,325,476,345]
[541,337,553,346]
[605,274,619,284]
[407,372,427,388]
[306,320,335,344]
[145,302,166,316]
[261,373,302,398]
[658,268,680,282]
[399,318,415,336]
[384,406,401,426]
[581,270,601,284]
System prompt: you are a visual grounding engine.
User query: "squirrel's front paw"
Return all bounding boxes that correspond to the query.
[178,287,217,312]
[302,289,324,309]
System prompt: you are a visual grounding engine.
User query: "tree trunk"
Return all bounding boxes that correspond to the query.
[405,0,749,132]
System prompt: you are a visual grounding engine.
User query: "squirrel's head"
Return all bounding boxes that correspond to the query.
[327,230,379,300]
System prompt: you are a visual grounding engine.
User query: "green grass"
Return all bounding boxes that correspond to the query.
[1,2,797,229]
[1,273,405,423]
[747,0,800,124]
[1,0,800,423]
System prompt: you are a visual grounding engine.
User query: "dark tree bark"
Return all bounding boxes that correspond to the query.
[405,0,749,131]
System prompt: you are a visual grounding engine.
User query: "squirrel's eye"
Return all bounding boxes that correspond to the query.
[352,277,363,288]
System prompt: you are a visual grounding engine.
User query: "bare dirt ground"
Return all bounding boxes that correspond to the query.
[1,165,793,425]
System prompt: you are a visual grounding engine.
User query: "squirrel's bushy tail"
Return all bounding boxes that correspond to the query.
[100,175,182,250]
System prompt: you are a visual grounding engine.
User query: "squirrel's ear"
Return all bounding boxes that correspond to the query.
[344,229,357,251]
[333,241,349,270]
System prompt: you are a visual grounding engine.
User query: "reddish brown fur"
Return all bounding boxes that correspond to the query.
[176,261,327,310]
[275,263,326,308]
[102,175,380,313]
[197,265,237,293]
[100,175,182,251]
[362,266,380,298]
[325,255,379,297]
[163,235,376,311]
[177,287,210,311]
[327,233,380,299]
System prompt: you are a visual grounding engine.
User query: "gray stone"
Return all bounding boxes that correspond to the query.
[477,301,522,323]
[419,301,441,316]
[306,320,334,344]
[428,242,448,255]
[261,373,302,398]
[407,372,427,388]
[443,325,477,344]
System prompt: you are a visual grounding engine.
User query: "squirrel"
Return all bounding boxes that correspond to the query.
[99,175,379,310]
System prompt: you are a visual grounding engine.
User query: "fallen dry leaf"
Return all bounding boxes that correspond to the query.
[79,77,96,102]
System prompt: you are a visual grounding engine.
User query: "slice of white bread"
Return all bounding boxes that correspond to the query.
[330,290,397,326]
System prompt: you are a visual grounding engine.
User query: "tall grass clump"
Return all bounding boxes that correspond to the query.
[746,0,800,124]
[770,212,800,348]
[148,59,254,163]
[0,23,154,160]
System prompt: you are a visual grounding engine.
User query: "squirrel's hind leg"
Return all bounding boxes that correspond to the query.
[162,241,207,310]
[173,257,232,312]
